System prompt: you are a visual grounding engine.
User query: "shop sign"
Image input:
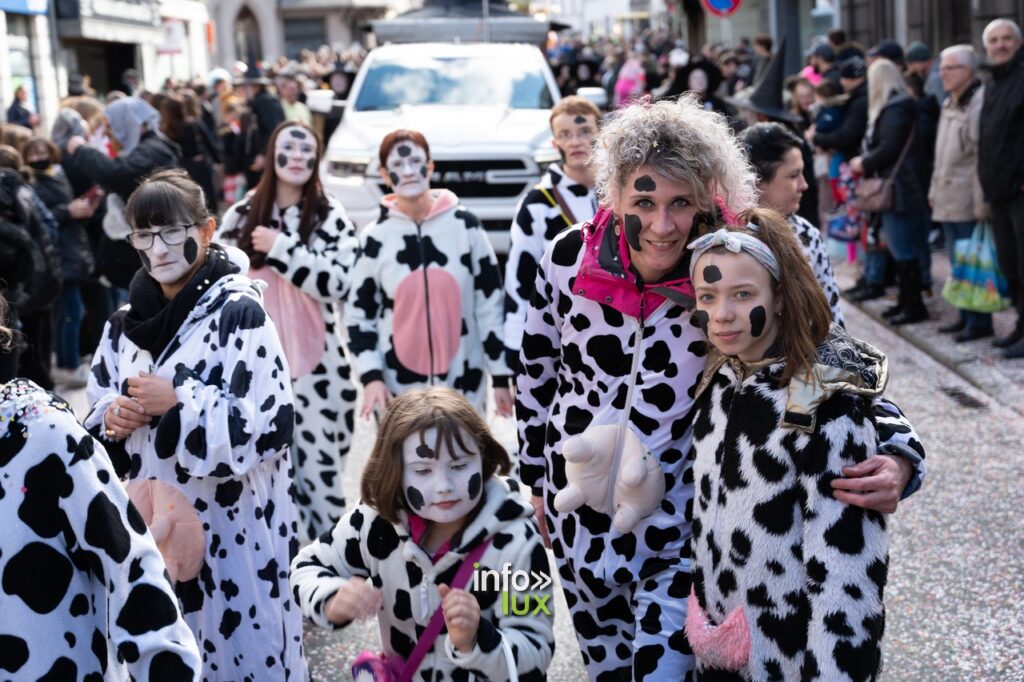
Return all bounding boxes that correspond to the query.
[157,18,186,54]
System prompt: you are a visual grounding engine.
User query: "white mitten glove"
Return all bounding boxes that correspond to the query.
[553,425,665,533]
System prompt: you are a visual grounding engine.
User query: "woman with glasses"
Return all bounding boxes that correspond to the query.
[218,121,360,542]
[83,169,307,681]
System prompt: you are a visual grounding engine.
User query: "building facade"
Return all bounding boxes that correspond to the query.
[0,0,60,131]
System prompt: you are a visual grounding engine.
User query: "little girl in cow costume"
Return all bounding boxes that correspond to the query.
[290,387,553,681]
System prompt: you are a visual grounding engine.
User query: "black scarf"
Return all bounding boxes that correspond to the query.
[123,245,239,360]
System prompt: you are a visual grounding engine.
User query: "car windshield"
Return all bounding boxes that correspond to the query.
[354,55,555,111]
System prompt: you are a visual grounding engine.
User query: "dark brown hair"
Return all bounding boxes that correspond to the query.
[377,129,431,169]
[159,94,186,143]
[226,120,327,269]
[21,137,60,165]
[701,207,832,384]
[125,167,210,230]
[549,95,602,129]
[361,387,511,523]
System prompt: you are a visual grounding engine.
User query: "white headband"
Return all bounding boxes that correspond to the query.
[687,227,781,281]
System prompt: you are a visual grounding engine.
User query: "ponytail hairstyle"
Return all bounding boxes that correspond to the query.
[737,207,832,384]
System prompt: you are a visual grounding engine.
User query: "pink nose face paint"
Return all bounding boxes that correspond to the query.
[385,143,430,198]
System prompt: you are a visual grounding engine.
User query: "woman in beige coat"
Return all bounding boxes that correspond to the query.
[929,44,993,340]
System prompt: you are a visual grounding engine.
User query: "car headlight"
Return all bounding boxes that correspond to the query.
[327,155,371,178]
[532,146,562,170]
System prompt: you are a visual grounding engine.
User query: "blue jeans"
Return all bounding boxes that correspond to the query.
[55,283,85,369]
[942,221,994,331]
[881,211,932,288]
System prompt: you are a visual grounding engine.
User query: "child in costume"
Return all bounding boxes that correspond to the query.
[685,209,890,680]
[290,387,553,681]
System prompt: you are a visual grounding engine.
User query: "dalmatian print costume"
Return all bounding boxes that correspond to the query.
[291,477,554,681]
[0,379,201,681]
[84,263,307,681]
[689,329,891,680]
[788,213,843,325]
[505,164,597,367]
[517,213,924,681]
[218,194,359,542]
[345,189,510,412]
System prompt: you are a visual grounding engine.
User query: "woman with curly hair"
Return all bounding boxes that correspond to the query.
[516,95,926,680]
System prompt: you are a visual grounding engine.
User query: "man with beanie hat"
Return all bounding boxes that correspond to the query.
[867,39,905,66]
[978,19,1024,357]
[808,57,868,163]
[906,41,944,103]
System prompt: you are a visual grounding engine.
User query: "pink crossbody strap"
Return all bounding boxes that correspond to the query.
[398,538,492,682]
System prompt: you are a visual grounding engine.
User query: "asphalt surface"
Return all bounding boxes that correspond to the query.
[58,259,1023,682]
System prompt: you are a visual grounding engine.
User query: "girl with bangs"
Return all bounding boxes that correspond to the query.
[291,386,554,682]
[218,120,360,543]
[84,169,307,680]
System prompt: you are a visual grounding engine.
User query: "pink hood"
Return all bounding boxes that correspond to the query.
[379,188,460,222]
[574,206,696,320]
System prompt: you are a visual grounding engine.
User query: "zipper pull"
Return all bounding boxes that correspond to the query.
[420,582,430,620]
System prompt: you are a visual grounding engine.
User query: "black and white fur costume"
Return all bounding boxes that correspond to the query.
[689,327,891,680]
[218,193,359,542]
[504,164,597,366]
[0,379,202,681]
[517,222,924,681]
[788,213,843,325]
[291,477,554,681]
[84,254,307,680]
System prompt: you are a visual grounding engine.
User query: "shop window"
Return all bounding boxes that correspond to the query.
[283,18,326,60]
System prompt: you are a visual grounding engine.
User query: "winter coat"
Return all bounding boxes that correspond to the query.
[0,171,62,315]
[345,189,510,412]
[504,164,597,368]
[291,477,554,682]
[0,171,37,314]
[83,263,307,681]
[929,81,987,223]
[861,93,927,215]
[31,169,95,282]
[690,326,891,681]
[517,210,926,586]
[241,90,285,169]
[812,81,868,161]
[5,99,33,128]
[175,120,219,211]
[71,130,182,201]
[0,379,202,681]
[979,46,1024,203]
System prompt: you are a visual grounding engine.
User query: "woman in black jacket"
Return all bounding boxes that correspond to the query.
[160,92,219,213]
[24,137,98,387]
[0,170,36,381]
[852,59,930,325]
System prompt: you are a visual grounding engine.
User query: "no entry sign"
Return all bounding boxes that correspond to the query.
[702,0,741,17]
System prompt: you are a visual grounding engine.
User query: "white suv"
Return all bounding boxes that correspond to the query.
[317,42,562,254]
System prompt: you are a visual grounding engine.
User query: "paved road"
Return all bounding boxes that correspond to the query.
[59,297,1023,681]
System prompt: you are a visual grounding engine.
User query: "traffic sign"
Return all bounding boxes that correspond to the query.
[702,0,741,17]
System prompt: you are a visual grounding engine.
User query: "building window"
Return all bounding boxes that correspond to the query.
[283,18,326,60]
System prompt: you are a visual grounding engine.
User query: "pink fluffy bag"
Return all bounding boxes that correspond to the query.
[684,586,752,671]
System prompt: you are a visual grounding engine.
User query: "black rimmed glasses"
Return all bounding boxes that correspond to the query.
[127,223,198,250]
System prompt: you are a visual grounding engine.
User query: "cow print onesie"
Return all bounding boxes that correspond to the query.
[218,193,359,542]
[84,264,307,680]
[517,219,925,681]
[345,189,510,412]
[0,379,201,680]
[788,213,843,325]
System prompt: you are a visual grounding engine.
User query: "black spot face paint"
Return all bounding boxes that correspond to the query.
[420,165,428,178]
[306,158,315,170]
[623,214,643,251]
[183,237,199,264]
[397,145,412,157]
[137,248,152,272]
[415,444,434,459]
[702,265,722,283]
[691,310,709,332]
[467,472,481,500]
[574,115,586,124]
[276,153,288,169]
[634,175,657,192]
[749,306,767,337]
[389,171,400,186]
[288,129,308,140]
[406,486,425,511]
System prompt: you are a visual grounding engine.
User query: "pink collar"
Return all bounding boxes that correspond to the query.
[574,207,696,320]
[408,514,453,563]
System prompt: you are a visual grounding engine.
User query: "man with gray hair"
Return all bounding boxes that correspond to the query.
[978,18,1024,357]
[930,44,993,341]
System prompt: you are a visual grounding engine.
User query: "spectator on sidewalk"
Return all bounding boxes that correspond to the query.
[236,63,285,190]
[6,86,38,129]
[278,71,312,125]
[930,45,993,342]
[808,56,868,164]
[906,41,945,105]
[978,18,1024,358]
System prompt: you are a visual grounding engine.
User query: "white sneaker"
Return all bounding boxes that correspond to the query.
[54,365,89,389]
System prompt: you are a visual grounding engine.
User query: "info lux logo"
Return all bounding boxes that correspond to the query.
[471,563,553,616]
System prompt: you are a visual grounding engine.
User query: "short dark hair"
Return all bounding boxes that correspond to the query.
[827,29,847,46]
[739,122,804,184]
[754,34,773,52]
[21,137,60,165]
[125,168,210,231]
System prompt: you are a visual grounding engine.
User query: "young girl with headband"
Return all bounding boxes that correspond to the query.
[290,387,553,681]
[685,208,890,680]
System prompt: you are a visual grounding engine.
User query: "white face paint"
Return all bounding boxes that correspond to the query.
[385,142,431,198]
[401,427,484,525]
[133,224,203,286]
[274,126,317,187]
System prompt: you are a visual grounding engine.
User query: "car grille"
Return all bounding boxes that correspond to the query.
[376,159,531,199]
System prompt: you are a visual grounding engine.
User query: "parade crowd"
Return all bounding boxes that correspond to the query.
[0,15,1020,682]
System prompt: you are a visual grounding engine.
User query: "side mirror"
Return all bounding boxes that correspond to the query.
[575,87,608,111]
[307,89,346,116]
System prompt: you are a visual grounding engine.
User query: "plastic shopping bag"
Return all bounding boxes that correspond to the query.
[942,223,1011,313]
